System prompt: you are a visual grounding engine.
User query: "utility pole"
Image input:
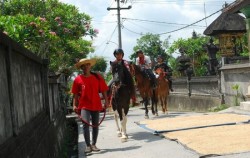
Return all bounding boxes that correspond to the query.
[107,0,131,49]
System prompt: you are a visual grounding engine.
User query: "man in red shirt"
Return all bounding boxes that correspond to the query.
[72,58,109,153]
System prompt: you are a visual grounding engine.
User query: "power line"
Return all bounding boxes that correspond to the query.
[157,8,221,35]
[122,17,206,28]
[97,25,118,54]
[156,0,236,35]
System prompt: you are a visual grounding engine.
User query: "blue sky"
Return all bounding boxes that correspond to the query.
[59,0,235,61]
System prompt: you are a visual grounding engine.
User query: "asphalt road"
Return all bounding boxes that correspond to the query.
[77,106,250,158]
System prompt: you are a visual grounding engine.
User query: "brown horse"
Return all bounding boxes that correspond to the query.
[155,68,169,114]
[130,63,158,119]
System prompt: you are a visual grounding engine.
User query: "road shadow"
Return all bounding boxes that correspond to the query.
[129,131,163,142]
[87,146,141,156]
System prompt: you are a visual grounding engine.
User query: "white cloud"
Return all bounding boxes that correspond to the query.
[59,0,235,61]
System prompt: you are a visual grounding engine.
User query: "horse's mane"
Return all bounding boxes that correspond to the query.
[133,64,145,77]
[123,64,134,88]
[133,64,141,73]
[113,61,135,97]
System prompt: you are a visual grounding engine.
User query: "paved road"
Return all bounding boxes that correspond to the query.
[77,107,250,158]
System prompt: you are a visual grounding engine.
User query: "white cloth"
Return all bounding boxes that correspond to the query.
[135,55,151,69]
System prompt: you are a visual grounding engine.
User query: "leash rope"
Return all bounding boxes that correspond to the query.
[75,109,106,128]
[75,84,121,127]
[75,97,108,128]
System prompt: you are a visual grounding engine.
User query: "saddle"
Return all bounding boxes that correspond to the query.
[142,69,157,89]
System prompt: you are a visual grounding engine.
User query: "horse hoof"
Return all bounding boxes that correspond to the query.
[121,134,128,139]
[117,132,122,137]
[121,138,127,143]
[144,115,149,119]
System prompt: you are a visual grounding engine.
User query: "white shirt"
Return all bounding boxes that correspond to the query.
[136,55,152,69]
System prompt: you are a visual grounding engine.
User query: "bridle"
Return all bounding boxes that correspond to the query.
[110,83,121,109]
[156,67,167,80]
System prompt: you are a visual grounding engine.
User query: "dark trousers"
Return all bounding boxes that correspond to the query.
[81,109,100,146]
[166,76,173,89]
[144,69,157,86]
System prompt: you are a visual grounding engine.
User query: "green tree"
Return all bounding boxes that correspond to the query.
[0,0,98,74]
[168,32,210,76]
[129,33,171,64]
[92,56,108,73]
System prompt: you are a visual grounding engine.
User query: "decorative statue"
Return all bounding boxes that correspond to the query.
[177,48,192,79]
[205,38,219,75]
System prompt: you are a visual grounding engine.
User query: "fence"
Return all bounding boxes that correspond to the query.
[0,32,66,158]
[169,60,250,112]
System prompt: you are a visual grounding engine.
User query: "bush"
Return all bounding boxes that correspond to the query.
[209,104,229,112]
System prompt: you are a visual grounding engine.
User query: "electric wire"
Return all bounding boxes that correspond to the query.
[101,25,118,55]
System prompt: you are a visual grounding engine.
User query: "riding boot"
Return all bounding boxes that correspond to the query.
[169,79,173,92]
[151,78,157,89]
[154,78,158,89]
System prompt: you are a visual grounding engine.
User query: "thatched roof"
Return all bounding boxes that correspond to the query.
[203,12,246,36]
[223,0,250,14]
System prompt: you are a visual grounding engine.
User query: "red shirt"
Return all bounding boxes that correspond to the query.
[71,74,108,111]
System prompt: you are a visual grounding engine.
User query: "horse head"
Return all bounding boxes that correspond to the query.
[110,61,127,86]
[130,63,142,77]
[155,67,166,80]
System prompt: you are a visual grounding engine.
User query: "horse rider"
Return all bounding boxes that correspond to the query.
[108,48,138,106]
[154,55,174,92]
[135,49,157,89]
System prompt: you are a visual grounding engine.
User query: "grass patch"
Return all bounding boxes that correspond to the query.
[60,116,78,158]
[209,104,229,112]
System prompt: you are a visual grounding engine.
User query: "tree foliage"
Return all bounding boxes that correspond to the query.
[168,32,210,76]
[130,33,171,64]
[92,56,108,73]
[0,0,99,74]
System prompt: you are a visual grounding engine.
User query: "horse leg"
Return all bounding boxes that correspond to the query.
[155,97,158,116]
[154,92,158,116]
[164,97,168,114]
[151,98,155,115]
[120,109,128,142]
[114,110,122,137]
[144,98,149,119]
[161,97,165,114]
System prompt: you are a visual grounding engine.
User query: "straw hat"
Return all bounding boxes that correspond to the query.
[75,58,96,69]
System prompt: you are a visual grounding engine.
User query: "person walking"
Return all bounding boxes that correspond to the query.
[71,58,109,153]
[154,55,174,92]
[135,49,157,89]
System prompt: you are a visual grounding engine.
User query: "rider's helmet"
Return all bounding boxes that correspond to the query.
[113,48,124,57]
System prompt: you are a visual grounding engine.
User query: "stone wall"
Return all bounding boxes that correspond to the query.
[169,76,221,112]
[0,32,66,158]
[220,63,250,107]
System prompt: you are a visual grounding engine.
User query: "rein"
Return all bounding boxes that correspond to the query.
[110,83,122,107]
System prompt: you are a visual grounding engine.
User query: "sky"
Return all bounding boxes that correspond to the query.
[59,0,236,62]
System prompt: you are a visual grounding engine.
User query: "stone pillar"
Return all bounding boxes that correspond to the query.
[240,7,250,61]
[245,18,250,60]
